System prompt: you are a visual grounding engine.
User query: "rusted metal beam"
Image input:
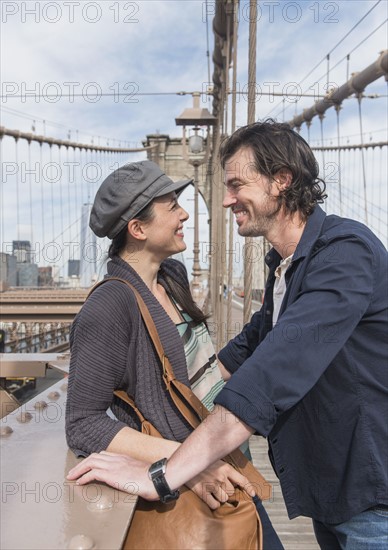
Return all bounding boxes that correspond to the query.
[0,125,157,153]
[0,290,87,322]
[0,305,82,322]
[0,289,88,302]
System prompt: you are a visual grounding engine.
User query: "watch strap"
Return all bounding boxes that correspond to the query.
[149,458,180,504]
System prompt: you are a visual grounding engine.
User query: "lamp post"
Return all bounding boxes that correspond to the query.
[175,93,216,297]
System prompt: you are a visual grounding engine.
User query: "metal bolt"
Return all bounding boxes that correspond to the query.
[0,426,13,436]
[34,400,48,410]
[67,535,94,550]
[47,391,60,400]
[87,496,114,512]
[17,412,33,423]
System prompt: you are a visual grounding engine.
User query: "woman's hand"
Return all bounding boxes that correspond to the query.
[67,451,158,500]
[185,460,255,510]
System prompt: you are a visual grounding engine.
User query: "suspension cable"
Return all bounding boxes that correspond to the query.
[244,0,257,325]
[0,126,157,154]
[28,140,34,247]
[227,0,239,342]
[15,138,20,242]
[357,96,368,224]
[335,106,343,215]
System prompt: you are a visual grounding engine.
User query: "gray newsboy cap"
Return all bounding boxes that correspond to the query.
[89,160,192,239]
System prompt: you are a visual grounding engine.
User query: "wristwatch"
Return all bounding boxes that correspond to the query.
[148,458,180,504]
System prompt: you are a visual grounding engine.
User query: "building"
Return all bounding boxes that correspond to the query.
[79,203,97,288]
[12,240,32,263]
[38,266,53,287]
[68,259,80,277]
[0,252,17,287]
[17,262,39,287]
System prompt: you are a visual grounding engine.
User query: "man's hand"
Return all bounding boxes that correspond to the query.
[66,451,255,511]
[185,459,255,510]
[67,406,255,507]
[67,451,158,500]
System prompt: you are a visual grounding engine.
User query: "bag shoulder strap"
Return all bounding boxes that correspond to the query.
[89,277,167,362]
[114,389,146,422]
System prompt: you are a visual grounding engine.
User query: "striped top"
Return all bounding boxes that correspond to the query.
[175,307,251,459]
[175,310,225,411]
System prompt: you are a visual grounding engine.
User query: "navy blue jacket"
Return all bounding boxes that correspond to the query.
[216,206,388,523]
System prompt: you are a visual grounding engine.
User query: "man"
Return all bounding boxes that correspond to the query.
[68,120,388,549]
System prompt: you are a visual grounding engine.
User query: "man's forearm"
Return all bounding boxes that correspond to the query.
[164,405,254,490]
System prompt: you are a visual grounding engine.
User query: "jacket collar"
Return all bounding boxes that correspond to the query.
[293,205,326,262]
[265,206,327,267]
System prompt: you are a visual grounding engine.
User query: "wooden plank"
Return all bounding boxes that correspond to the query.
[250,436,319,549]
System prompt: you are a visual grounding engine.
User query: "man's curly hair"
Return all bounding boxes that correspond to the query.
[219,119,327,220]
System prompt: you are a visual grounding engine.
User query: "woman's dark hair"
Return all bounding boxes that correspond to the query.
[108,200,208,325]
[219,118,327,220]
[108,201,155,259]
[162,272,209,325]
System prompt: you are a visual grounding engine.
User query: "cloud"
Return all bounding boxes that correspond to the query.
[1,0,387,277]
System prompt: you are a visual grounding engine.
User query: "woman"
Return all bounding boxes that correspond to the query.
[66,160,283,548]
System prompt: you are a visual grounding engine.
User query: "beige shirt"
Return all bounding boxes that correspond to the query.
[272,254,293,326]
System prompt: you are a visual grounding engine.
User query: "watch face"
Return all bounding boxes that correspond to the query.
[149,458,167,478]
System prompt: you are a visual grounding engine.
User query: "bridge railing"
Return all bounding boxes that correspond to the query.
[0,355,137,550]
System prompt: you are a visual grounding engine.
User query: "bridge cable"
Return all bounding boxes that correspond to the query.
[66,146,72,248]
[15,138,20,242]
[1,105,182,150]
[39,143,45,245]
[80,148,86,222]
[357,95,368,224]
[28,140,34,248]
[306,121,311,143]
[0,126,157,154]
[73,146,80,245]
[58,146,64,245]
[378,147,384,238]
[244,0,257,325]
[205,0,212,107]
[346,54,350,82]
[49,144,55,243]
[335,105,343,215]
[327,0,382,57]
[370,137,376,224]
[301,19,387,100]
[227,0,239,343]
[267,0,384,119]
[319,115,326,182]
[221,8,232,348]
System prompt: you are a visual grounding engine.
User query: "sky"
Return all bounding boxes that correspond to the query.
[1,0,387,281]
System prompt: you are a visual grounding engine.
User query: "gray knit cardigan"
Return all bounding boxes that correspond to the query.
[65,256,194,457]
